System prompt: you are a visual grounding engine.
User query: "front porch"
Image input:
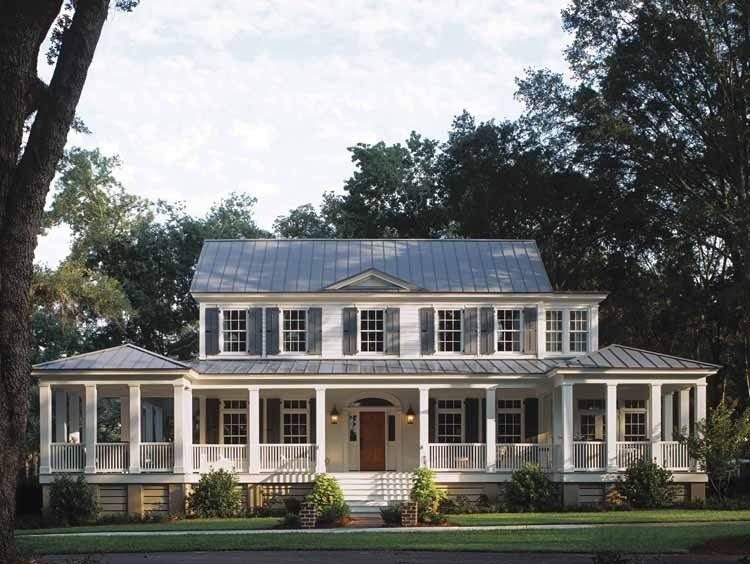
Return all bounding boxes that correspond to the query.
[39,380,706,478]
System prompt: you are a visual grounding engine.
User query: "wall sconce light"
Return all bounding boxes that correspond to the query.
[330,405,340,424]
[405,405,416,425]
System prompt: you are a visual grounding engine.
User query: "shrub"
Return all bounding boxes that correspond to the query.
[506,463,557,512]
[410,466,445,522]
[380,504,402,525]
[439,494,495,514]
[187,469,242,518]
[282,512,300,528]
[619,458,673,509]
[306,474,349,524]
[48,475,97,526]
[283,497,302,515]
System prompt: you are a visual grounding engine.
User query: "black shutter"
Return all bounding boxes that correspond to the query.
[523,307,538,354]
[463,308,478,354]
[465,398,479,443]
[308,308,322,355]
[266,399,281,443]
[266,307,280,355]
[205,308,220,355]
[479,307,494,355]
[342,307,357,355]
[420,307,435,355]
[428,398,436,443]
[385,308,400,355]
[259,399,265,444]
[309,398,316,443]
[205,398,220,443]
[247,308,263,355]
[524,398,539,442]
[481,397,487,443]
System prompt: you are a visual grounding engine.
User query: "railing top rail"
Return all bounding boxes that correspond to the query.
[141,442,173,445]
[259,443,316,447]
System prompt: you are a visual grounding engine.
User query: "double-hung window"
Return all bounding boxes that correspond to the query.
[436,399,463,443]
[360,309,384,352]
[497,399,522,443]
[569,310,589,352]
[496,309,521,352]
[282,309,307,352]
[545,310,563,353]
[222,309,247,353]
[622,399,646,441]
[437,309,462,352]
[222,400,247,444]
[282,399,308,444]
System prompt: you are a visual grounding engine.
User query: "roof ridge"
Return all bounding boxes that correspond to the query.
[595,344,722,369]
[202,238,541,243]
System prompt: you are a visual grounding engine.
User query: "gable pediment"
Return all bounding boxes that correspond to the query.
[325,268,417,292]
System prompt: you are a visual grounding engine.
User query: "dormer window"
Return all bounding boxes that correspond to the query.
[569,310,589,353]
[496,309,521,352]
[282,309,307,352]
[545,311,563,353]
[544,309,589,354]
[222,310,247,352]
[437,309,462,352]
[359,309,385,352]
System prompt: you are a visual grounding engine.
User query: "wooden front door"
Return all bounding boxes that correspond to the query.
[359,411,386,471]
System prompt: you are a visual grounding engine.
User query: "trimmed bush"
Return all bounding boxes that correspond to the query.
[284,497,302,515]
[619,458,673,509]
[306,474,349,525]
[49,475,97,526]
[410,466,445,522]
[506,463,556,512]
[187,469,242,518]
[380,504,402,525]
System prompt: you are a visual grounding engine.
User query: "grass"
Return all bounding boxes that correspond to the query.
[446,508,750,527]
[16,517,283,536]
[16,523,750,555]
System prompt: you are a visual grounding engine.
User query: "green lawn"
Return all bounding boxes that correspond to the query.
[447,509,750,526]
[17,523,750,555]
[16,517,283,536]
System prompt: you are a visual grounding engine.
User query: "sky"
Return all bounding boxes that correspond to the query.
[35,0,570,267]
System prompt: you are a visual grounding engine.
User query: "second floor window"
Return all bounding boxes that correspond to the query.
[437,309,462,352]
[497,309,521,352]
[222,310,247,352]
[569,310,589,352]
[360,309,384,352]
[436,399,462,443]
[545,310,563,353]
[282,309,307,352]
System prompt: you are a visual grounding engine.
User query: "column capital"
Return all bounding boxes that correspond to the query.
[314,386,326,393]
[606,382,618,389]
[246,386,259,393]
[128,383,141,389]
[418,385,431,392]
[85,383,97,389]
[695,382,708,389]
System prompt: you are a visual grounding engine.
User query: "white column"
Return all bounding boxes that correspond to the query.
[679,388,691,436]
[695,382,707,436]
[128,385,141,473]
[84,384,97,474]
[606,383,617,471]
[561,383,574,472]
[663,392,674,441]
[39,384,52,474]
[54,389,67,443]
[248,387,260,473]
[173,381,192,474]
[315,387,326,473]
[650,383,662,465]
[419,386,430,467]
[485,387,497,472]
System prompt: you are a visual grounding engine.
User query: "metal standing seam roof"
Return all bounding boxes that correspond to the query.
[33,344,189,371]
[189,239,554,294]
[561,345,721,370]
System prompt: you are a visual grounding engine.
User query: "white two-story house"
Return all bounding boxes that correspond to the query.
[34,239,717,516]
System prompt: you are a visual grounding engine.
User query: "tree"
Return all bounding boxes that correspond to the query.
[682,402,750,499]
[273,204,334,238]
[0,2,137,559]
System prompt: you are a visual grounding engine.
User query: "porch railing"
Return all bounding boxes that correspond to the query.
[193,444,247,473]
[96,442,129,473]
[616,441,650,469]
[429,443,485,471]
[259,444,316,472]
[50,443,84,472]
[661,441,691,471]
[573,441,606,471]
[496,443,552,471]
[140,442,174,472]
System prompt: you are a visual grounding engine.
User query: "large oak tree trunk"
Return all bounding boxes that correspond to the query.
[0,2,110,561]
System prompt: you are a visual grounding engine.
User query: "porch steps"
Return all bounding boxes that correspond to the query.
[329,472,413,516]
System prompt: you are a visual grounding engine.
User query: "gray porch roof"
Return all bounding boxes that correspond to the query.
[33,344,190,371]
[562,345,721,370]
[190,239,553,294]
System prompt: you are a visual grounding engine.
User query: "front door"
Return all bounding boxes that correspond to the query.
[359,411,386,471]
